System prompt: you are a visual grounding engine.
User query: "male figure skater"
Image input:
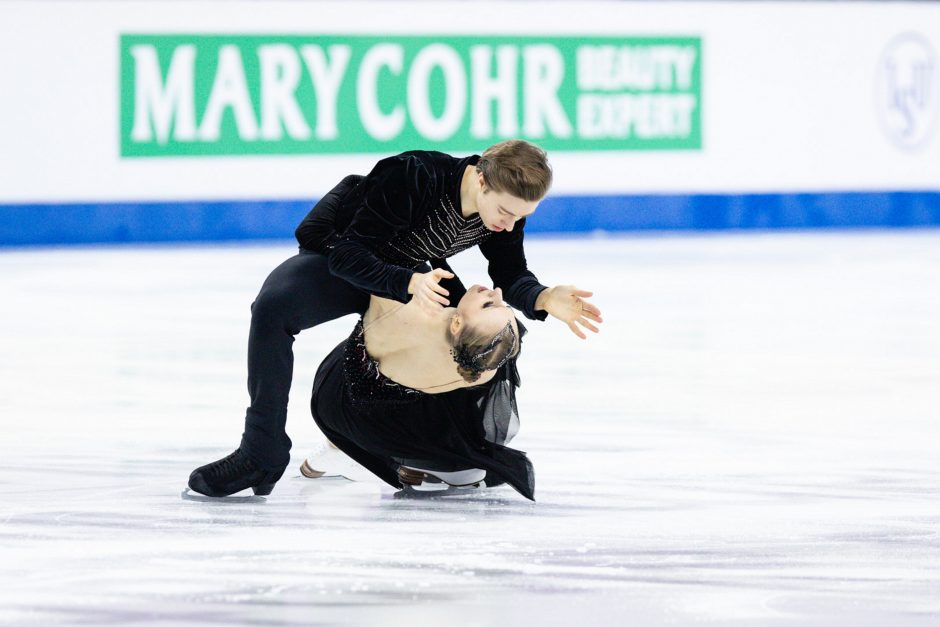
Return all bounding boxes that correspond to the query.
[188,139,603,497]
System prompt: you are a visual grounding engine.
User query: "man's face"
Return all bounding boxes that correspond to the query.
[476,173,538,233]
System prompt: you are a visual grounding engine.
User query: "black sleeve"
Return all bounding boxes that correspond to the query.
[295,174,364,251]
[430,257,468,305]
[326,155,436,303]
[479,218,549,321]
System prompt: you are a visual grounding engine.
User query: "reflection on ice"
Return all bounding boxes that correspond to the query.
[1,231,940,625]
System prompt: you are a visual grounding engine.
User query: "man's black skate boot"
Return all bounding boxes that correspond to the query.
[188,448,285,497]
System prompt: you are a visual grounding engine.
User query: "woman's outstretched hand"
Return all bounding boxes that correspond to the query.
[408,268,454,313]
[536,285,603,339]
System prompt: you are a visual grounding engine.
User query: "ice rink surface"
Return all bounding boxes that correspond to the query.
[2,230,939,625]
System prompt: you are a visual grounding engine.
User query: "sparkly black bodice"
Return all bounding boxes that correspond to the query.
[342,319,425,406]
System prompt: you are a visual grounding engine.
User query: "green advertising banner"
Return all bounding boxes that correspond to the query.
[120,35,701,157]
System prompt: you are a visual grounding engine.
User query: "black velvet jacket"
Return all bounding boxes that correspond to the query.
[296,150,548,321]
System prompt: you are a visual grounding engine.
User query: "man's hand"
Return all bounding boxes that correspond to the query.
[536,285,603,339]
[408,269,455,313]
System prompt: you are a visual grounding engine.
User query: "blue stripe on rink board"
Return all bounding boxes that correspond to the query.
[1,191,939,247]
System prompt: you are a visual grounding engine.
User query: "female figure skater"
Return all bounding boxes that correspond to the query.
[188,140,603,498]
[305,280,558,501]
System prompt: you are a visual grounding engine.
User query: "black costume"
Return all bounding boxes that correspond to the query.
[310,318,535,500]
[240,151,548,472]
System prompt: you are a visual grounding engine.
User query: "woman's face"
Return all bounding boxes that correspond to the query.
[456,285,517,339]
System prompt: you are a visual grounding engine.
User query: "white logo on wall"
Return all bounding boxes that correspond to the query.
[875,33,937,149]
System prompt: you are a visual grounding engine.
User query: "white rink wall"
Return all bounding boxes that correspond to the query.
[0,1,938,244]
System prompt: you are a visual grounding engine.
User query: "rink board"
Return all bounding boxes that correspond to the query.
[2,191,940,247]
[0,1,938,245]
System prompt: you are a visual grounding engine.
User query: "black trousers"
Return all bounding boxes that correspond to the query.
[239,250,370,469]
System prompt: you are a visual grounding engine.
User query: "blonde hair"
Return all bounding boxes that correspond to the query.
[476,139,552,202]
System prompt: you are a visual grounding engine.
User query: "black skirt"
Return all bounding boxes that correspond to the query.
[310,338,535,500]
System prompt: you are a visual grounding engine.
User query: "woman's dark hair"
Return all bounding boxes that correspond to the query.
[476,139,552,202]
[451,320,519,384]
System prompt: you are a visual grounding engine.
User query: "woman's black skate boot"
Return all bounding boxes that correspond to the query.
[188,448,285,497]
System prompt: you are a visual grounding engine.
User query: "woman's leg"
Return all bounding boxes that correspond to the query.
[309,346,402,490]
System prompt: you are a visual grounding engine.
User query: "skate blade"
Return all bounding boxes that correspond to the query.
[395,484,484,499]
[179,488,267,503]
[398,466,484,489]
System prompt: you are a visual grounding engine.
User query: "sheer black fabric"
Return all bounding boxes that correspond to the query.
[310,320,535,500]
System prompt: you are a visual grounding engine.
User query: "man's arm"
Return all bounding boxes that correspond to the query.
[430,258,468,304]
[326,155,435,303]
[479,218,549,321]
[532,284,602,339]
[295,174,364,252]
[481,219,604,337]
